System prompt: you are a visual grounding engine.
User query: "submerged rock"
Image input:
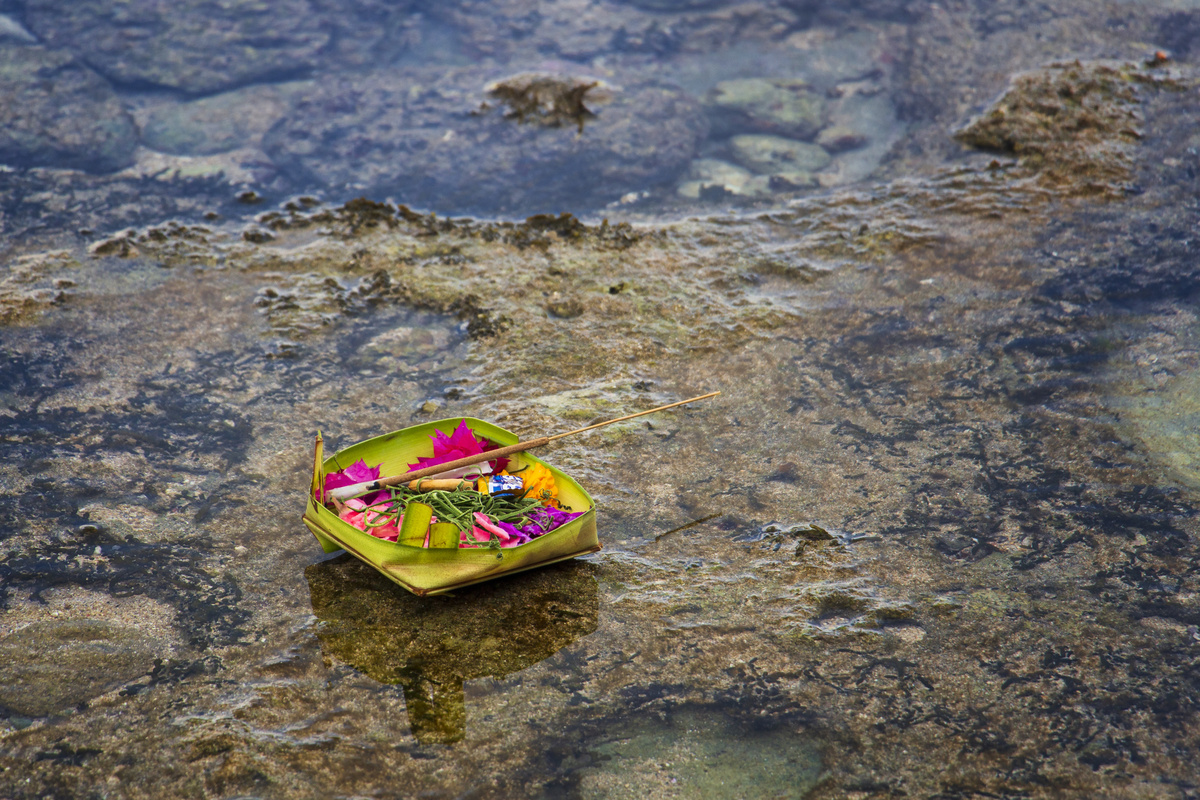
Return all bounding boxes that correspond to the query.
[0,46,136,172]
[23,0,329,94]
[729,133,831,175]
[676,157,770,198]
[813,84,899,186]
[138,82,311,156]
[704,78,826,140]
[262,66,707,214]
[0,620,160,717]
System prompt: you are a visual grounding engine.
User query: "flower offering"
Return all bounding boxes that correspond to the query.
[322,420,581,549]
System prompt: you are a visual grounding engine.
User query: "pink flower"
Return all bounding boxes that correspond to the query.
[322,459,389,505]
[461,512,529,548]
[408,420,508,477]
[338,498,401,542]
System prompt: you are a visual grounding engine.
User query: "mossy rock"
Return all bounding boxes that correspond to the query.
[954,60,1172,191]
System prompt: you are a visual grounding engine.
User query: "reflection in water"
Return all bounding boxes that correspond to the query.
[305,555,599,744]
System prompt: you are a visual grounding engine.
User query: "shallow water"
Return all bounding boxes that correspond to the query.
[2,1,1200,798]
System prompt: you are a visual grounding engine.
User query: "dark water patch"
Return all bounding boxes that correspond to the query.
[119,654,223,698]
[1087,522,1200,627]
[0,343,254,484]
[0,528,247,649]
[33,743,103,767]
[0,478,103,545]
[1156,11,1200,61]
[1034,88,1200,311]
[777,261,1199,574]
[885,406,1194,569]
[796,620,1200,792]
[24,0,328,96]
[974,629,1200,768]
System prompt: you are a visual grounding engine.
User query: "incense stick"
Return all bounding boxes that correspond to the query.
[326,391,720,501]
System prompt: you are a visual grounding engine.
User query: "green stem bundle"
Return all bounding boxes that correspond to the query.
[364,484,542,548]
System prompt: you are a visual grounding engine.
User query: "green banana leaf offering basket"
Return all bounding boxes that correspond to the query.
[303,418,600,596]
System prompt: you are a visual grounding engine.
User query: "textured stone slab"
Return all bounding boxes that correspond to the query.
[0,46,137,172]
[24,0,329,94]
[0,620,160,717]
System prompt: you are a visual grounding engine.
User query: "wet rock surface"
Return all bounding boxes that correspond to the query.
[0,621,162,717]
[955,60,1180,195]
[0,46,136,172]
[262,66,707,214]
[1,2,1199,799]
[23,0,329,94]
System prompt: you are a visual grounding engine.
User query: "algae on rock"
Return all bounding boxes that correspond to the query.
[955,60,1183,195]
[729,133,831,175]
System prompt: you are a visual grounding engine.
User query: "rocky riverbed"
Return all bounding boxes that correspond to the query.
[2,1,1200,799]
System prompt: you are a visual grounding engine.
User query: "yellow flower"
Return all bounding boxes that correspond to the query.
[517,463,560,508]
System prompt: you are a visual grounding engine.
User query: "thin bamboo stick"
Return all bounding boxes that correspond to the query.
[326,391,720,502]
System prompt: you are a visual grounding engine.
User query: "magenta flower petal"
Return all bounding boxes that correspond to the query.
[322,460,384,502]
[343,459,381,483]
[408,419,490,472]
[446,419,482,455]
